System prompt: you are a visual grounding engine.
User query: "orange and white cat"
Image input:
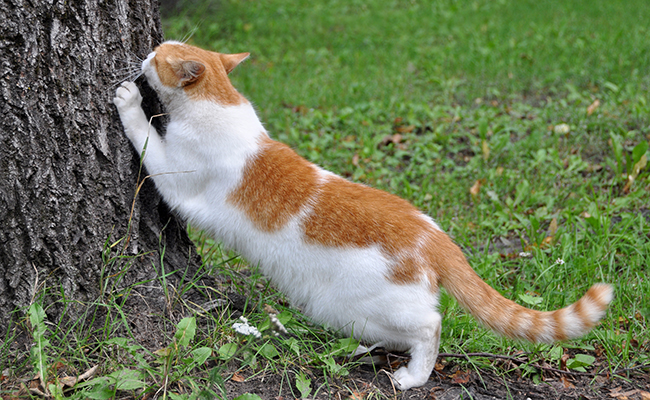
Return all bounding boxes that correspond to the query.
[113,41,613,390]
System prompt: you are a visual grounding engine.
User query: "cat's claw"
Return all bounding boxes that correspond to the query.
[113,81,142,111]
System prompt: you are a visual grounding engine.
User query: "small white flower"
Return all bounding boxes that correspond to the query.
[553,123,570,134]
[554,258,565,265]
[518,251,532,258]
[268,313,288,337]
[232,316,261,338]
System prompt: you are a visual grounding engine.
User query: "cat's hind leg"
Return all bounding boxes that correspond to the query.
[392,312,442,390]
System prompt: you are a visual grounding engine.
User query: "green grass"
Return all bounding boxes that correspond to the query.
[1,0,649,399]
[164,0,650,110]
[161,0,650,394]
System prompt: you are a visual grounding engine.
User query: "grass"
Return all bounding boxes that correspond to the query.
[2,0,649,399]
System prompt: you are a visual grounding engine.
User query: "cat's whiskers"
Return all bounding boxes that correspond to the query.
[111,57,147,87]
[179,27,198,44]
[110,69,143,88]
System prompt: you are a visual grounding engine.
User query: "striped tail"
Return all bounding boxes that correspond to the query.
[439,244,613,343]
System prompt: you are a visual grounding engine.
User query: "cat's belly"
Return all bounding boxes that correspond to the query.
[189,203,438,343]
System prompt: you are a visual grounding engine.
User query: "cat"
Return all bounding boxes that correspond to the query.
[113,41,613,390]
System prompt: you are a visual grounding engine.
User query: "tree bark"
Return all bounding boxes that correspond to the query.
[0,0,201,338]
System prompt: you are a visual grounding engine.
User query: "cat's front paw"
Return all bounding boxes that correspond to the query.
[113,81,143,112]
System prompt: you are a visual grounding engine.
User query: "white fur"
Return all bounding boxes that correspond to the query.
[113,43,609,391]
[113,47,444,390]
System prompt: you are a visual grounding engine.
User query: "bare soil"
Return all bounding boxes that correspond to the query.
[223,354,650,400]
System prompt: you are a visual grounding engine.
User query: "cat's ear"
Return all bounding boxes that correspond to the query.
[220,52,250,75]
[174,60,206,86]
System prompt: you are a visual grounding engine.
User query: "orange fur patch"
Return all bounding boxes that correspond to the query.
[225,128,611,346]
[153,42,247,105]
[303,176,430,251]
[551,308,568,341]
[228,136,319,232]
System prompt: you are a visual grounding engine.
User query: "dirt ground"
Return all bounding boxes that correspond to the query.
[223,356,650,400]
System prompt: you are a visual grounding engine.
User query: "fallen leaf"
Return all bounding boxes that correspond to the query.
[549,217,558,237]
[60,365,99,387]
[348,390,367,400]
[639,390,650,400]
[396,125,415,134]
[560,375,575,389]
[154,347,171,357]
[352,154,360,167]
[379,134,403,148]
[482,140,490,161]
[231,371,245,382]
[449,370,471,384]
[587,99,601,115]
[469,180,482,199]
[60,376,78,387]
[554,123,570,135]
[560,353,570,370]
[610,389,639,398]
[79,365,99,381]
[587,163,603,173]
[623,154,647,193]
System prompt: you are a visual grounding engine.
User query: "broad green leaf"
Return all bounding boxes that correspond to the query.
[573,353,595,365]
[28,304,47,336]
[276,310,293,325]
[335,337,360,354]
[632,140,648,164]
[284,337,300,356]
[233,394,263,400]
[218,343,238,360]
[49,382,65,400]
[168,392,188,400]
[548,345,563,362]
[84,384,115,400]
[191,347,213,365]
[28,303,48,383]
[104,337,130,347]
[513,179,530,207]
[110,369,146,390]
[518,293,543,306]
[259,343,279,359]
[566,353,595,371]
[154,347,171,357]
[295,371,312,399]
[175,317,197,347]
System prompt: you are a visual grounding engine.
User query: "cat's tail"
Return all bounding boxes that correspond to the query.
[436,237,613,343]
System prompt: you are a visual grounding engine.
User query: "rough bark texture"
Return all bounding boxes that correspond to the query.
[0,0,201,338]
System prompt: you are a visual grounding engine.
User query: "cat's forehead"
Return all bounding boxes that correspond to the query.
[154,41,211,59]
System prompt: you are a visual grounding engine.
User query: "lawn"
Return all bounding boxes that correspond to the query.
[160,0,650,397]
[2,0,649,399]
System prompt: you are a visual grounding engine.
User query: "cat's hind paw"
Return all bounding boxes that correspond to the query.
[391,366,430,391]
[113,81,143,112]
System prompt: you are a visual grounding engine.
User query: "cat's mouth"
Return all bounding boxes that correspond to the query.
[142,52,156,73]
[141,52,159,87]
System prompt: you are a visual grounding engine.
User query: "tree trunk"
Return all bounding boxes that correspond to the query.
[0,0,201,339]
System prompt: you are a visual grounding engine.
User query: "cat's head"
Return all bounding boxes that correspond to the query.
[142,41,249,106]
